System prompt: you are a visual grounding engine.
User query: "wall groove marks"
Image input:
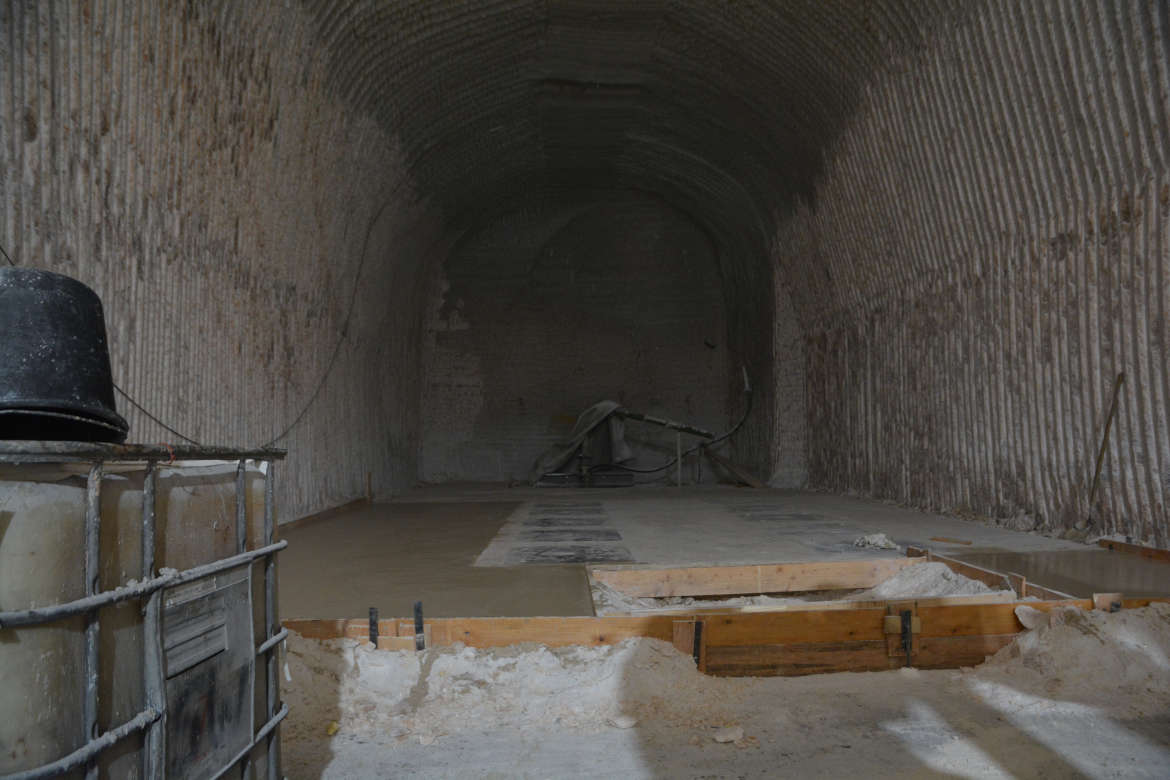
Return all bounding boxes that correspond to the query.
[0,0,438,520]
[789,1,1170,544]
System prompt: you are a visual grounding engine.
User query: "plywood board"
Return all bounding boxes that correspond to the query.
[588,558,921,598]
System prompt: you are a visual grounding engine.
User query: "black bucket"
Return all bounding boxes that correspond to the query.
[0,268,129,442]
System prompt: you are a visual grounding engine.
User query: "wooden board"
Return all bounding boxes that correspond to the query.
[607,591,1017,617]
[704,641,894,677]
[1022,581,1078,600]
[927,553,1013,592]
[283,597,1168,679]
[915,634,1018,668]
[1097,538,1170,562]
[284,616,676,648]
[588,558,921,598]
[702,607,887,647]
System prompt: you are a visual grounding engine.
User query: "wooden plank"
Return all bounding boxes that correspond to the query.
[927,553,1013,592]
[441,616,677,647]
[379,636,416,651]
[608,591,1017,617]
[704,641,895,677]
[703,607,887,647]
[1097,539,1170,562]
[672,620,696,658]
[917,600,1092,638]
[929,537,973,545]
[916,634,1017,668]
[1022,582,1078,601]
[589,558,921,598]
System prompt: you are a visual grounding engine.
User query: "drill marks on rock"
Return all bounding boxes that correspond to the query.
[475,501,632,566]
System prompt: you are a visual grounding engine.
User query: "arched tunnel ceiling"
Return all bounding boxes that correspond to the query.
[307,0,944,246]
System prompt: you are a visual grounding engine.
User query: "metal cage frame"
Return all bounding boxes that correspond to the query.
[0,442,289,780]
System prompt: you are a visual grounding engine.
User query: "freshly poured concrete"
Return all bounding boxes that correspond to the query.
[955,550,1170,599]
[278,501,594,618]
[473,486,1088,568]
[279,486,1162,619]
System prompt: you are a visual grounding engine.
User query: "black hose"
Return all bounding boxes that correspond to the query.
[590,366,753,475]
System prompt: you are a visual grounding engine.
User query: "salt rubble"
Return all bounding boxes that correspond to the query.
[591,560,1008,615]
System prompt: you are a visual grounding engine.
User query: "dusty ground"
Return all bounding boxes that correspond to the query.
[281,604,1170,779]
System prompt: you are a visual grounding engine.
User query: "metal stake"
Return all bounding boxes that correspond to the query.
[414,602,425,651]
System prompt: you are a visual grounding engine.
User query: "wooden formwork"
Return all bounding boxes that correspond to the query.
[284,549,1169,678]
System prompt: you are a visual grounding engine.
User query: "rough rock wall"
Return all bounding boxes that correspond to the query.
[0,1,439,519]
[421,193,730,483]
[778,1,1170,544]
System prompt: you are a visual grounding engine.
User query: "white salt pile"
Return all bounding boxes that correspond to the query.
[850,561,998,600]
[853,532,900,550]
[282,632,752,752]
[978,601,1170,710]
[591,561,1008,615]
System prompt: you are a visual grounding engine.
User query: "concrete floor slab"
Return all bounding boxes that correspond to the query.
[276,485,1161,619]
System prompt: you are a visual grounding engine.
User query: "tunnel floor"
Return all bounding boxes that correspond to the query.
[278,486,1163,619]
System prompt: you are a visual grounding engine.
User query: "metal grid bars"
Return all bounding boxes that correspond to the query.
[0,443,288,780]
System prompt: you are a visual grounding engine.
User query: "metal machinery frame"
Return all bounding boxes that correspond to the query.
[0,443,288,780]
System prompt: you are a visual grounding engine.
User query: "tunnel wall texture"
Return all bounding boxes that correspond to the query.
[0,2,439,520]
[5,0,1167,542]
[421,193,729,483]
[777,2,1170,545]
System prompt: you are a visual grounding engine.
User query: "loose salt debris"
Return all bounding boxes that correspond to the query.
[854,533,899,550]
[713,726,744,743]
[609,714,638,729]
[1014,605,1050,630]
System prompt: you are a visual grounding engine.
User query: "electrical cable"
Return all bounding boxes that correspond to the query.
[0,241,15,266]
[258,195,394,448]
[112,383,202,445]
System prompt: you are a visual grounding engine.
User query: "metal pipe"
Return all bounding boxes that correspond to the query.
[83,464,102,780]
[207,704,289,780]
[141,462,166,780]
[0,442,286,463]
[235,460,248,554]
[0,541,288,628]
[1,708,161,780]
[256,627,288,657]
[263,463,279,780]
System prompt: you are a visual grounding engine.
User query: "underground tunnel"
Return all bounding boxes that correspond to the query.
[3,1,1170,778]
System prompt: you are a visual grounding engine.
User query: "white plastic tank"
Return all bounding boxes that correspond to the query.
[0,459,273,778]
